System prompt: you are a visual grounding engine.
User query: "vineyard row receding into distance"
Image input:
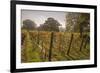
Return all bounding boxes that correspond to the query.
[21,30,90,63]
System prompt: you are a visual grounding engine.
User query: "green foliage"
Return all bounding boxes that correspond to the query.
[22,19,36,30]
[21,30,90,63]
[38,17,61,32]
[21,30,42,63]
[66,12,90,33]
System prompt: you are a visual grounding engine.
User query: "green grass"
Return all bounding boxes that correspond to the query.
[21,30,90,63]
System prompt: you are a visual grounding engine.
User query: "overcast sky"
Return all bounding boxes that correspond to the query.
[21,10,66,28]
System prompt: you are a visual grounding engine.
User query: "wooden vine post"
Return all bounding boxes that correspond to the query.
[80,36,84,51]
[37,31,39,44]
[67,33,74,55]
[48,32,54,61]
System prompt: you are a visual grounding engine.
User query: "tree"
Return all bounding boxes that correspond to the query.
[66,12,80,32]
[22,19,36,30]
[66,12,90,37]
[38,17,61,32]
[78,13,90,37]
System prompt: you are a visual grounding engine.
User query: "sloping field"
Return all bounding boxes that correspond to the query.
[21,30,90,63]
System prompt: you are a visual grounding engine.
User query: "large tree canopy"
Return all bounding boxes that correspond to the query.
[38,17,61,32]
[22,19,36,30]
[66,12,79,32]
[66,12,90,35]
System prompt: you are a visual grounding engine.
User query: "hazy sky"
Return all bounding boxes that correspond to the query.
[21,10,66,28]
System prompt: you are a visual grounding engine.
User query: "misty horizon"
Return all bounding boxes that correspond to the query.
[21,10,66,28]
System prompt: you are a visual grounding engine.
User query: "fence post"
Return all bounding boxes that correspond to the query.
[67,33,74,55]
[80,37,84,51]
[84,36,90,49]
[37,31,39,44]
[40,41,44,61]
[48,32,54,61]
[58,33,63,51]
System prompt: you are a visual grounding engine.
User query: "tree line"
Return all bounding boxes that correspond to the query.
[22,17,61,32]
[22,12,90,36]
